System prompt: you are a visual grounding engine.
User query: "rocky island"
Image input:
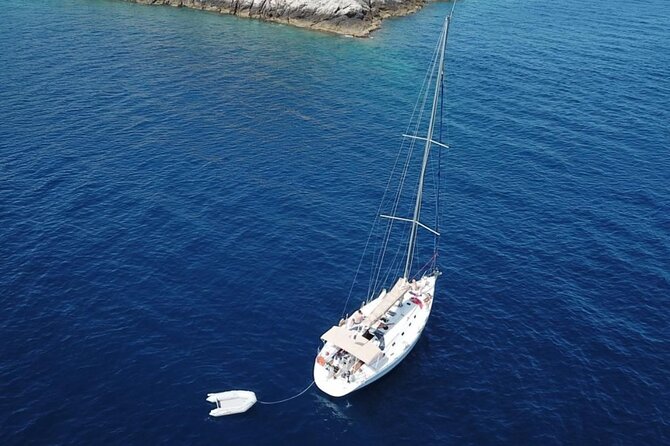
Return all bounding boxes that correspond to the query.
[126,0,427,36]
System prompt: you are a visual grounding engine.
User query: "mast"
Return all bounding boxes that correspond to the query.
[403,14,452,279]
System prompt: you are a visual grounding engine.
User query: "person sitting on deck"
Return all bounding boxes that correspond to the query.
[410,279,421,297]
[346,310,365,330]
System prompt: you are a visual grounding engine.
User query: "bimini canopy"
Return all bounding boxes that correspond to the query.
[321,325,382,364]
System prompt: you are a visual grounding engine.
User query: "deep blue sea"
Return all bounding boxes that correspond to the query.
[1,0,669,444]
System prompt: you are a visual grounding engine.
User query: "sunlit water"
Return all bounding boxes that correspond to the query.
[1,0,669,444]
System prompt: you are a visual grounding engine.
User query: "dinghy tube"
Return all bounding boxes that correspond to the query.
[206,390,257,416]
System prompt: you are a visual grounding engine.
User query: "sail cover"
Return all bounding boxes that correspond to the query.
[365,278,410,325]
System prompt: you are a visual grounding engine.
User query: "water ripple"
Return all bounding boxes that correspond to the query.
[1,0,669,444]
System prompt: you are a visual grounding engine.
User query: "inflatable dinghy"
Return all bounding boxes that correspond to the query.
[206,390,257,416]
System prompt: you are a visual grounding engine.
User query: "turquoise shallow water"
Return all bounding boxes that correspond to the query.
[1,0,669,444]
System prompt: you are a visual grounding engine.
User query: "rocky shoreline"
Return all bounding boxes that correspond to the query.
[125,0,427,37]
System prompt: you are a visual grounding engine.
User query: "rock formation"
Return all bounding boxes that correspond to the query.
[126,0,426,36]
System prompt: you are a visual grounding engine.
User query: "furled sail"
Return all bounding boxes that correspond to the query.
[364,278,410,325]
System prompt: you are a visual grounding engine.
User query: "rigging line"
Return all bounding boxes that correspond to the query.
[344,118,419,313]
[436,56,444,255]
[257,381,315,405]
[353,6,451,306]
[372,91,431,293]
[436,0,456,254]
[375,123,431,289]
[424,151,438,251]
[386,35,442,210]
[377,141,411,261]
[364,114,424,302]
[402,29,444,138]
[382,222,408,285]
[372,138,414,295]
[408,8,454,275]
[363,40,440,303]
[342,217,378,317]
[429,38,446,220]
[432,150,441,255]
[414,252,438,279]
[382,227,410,290]
[404,22,448,278]
[372,40,441,293]
[431,79,445,256]
[344,105,427,312]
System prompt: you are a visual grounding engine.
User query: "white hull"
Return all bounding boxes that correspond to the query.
[314,274,437,397]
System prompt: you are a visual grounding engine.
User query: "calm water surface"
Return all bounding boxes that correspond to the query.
[1,0,669,444]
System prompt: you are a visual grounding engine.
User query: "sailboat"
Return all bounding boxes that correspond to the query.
[313,8,456,398]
